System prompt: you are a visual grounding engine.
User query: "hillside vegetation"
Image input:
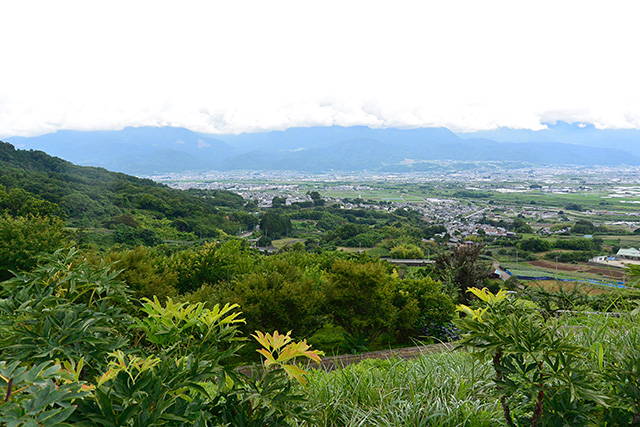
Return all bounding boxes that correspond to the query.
[1,142,640,425]
[0,141,255,239]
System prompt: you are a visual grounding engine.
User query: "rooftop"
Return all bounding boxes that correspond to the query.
[617,248,640,257]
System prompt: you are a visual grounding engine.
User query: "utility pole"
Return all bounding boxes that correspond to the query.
[555,256,558,281]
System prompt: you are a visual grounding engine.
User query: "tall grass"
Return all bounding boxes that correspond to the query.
[295,312,640,427]
[296,351,503,427]
[558,311,640,369]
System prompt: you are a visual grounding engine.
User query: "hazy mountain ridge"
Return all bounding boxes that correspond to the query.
[7,123,640,175]
[8,127,237,174]
[461,121,640,156]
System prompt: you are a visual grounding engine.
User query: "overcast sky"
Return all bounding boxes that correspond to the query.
[2,0,640,137]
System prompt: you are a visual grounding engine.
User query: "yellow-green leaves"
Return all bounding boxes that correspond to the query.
[456,304,488,322]
[466,287,509,304]
[135,296,245,351]
[456,287,509,322]
[96,350,160,387]
[253,330,324,385]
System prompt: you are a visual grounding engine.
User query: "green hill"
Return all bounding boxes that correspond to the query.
[0,141,254,238]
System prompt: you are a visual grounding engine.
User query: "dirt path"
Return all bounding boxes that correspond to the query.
[308,342,454,372]
[238,343,455,376]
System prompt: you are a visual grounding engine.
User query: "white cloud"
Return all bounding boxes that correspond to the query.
[1,0,640,137]
[197,139,211,148]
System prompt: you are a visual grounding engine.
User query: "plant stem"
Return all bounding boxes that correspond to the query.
[3,378,12,403]
[531,371,545,427]
[493,351,515,427]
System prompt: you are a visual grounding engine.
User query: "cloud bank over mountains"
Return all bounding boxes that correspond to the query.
[2,1,640,138]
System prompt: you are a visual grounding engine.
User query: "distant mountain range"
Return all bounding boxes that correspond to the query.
[6,122,640,175]
[461,121,640,156]
[7,127,237,175]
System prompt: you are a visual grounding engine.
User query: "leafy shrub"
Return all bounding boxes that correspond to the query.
[394,277,455,342]
[1,252,323,426]
[455,288,608,426]
[324,260,397,346]
[0,249,132,377]
[519,237,551,253]
[228,252,327,340]
[0,361,89,426]
[0,214,67,281]
[390,243,424,259]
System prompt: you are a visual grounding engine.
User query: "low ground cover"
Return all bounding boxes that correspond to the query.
[296,351,502,427]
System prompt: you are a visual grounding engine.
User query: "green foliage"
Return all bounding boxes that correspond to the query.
[0,249,132,377]
[105,246,178,302]
[521,283,591,315]
[324,260,397,346]
[253,330,323,385]
[134,297,244,360]
[554,237,601,251]
[134,215,197,241]
[0,251,322,426]
[113,225,161,246]
[0,142,250,238]
[104,213,140,228]
[184,188,247,209]
[519,238,551,253]
[60,191,106,220]
[455,288,609,426]
[307,191,324,206]
[512,217,533,234]
[0,185,62,218]
[272,196,287,208]
[0,360,89,426]
[390,243,424,259]
[228,251,327,340]
[75,352,219,427]
[571,219,596,235]
[434,245,490,304]
[342,230,384,248]
[393,277,455,342]
[0,214,67,281]
[261,212,292,239]
[213,368,313,427]
[600,326,640,425]
[299,352,502,426]
[542,250,594,263]
[168,240,257,294]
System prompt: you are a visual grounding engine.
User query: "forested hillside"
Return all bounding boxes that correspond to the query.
[0,141,255,237]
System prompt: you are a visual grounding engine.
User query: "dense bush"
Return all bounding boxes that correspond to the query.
[390,243,424,259]
[0,251,323,426]
[395,277,455,342]
[226,251,327,340]
[324,260,398,346]
[543,250,596,263]
[518,237,551,253]
[0,214,67,281]
[260,211,292,239]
